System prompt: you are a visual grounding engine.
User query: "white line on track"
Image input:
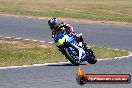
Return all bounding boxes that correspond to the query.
[0,61,71,69]
[25,39,31,41]
[98,52,132,60]
[39,41,46,43]
[32,40,39,42]
[5,37,11,39]
[16,38,23,40]
[49,42,54,44]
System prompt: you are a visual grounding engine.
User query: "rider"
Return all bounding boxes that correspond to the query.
[48,18,87,54]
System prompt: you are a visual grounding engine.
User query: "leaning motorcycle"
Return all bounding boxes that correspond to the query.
[54,29,97,66]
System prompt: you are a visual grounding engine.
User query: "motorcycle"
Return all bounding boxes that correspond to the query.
[54,29,97,66]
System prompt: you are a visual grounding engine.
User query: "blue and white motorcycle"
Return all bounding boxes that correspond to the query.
[55,29,97,66]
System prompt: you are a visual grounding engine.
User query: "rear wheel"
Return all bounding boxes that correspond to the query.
[87,50,97,64]
[64,45,80,66]
[83,44,97,64]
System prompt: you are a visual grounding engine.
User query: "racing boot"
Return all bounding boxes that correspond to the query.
[77,34,89,49]
[78,36,91,52]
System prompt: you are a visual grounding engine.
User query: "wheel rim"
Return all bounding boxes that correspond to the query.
[68,46,79,62]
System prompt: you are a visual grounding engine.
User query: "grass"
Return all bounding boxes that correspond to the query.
[0,0,132,22]
[0,38,66,67]
[93,46,129,59]
[0,37,129,67]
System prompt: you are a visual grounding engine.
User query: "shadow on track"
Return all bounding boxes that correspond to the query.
[47,63,87,66]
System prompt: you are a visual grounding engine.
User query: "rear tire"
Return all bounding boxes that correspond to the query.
[85,46,97,64]
[87,55,97,64]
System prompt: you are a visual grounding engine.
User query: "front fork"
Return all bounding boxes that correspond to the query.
[70,42,87,62]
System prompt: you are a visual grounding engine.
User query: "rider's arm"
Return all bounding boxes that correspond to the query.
[61,22,73,34]
[65,24,73,34]
[52,30,55,38]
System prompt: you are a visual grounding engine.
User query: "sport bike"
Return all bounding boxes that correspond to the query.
[54,29,97,66]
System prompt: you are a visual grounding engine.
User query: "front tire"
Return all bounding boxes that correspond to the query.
[64,45,80,66]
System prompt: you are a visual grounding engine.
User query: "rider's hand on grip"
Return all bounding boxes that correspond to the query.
[68,31,76,36]
[52,35,55,38]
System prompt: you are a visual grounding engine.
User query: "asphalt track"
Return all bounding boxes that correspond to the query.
[0,16,132,88]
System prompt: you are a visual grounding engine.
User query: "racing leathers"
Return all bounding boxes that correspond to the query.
[50,22,85,55]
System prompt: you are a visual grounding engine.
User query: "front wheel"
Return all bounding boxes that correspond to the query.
[64,45,80,66]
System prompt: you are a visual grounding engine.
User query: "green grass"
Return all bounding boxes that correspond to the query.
[93,46,128,59]
[0,38,129,67]
[0,0,132,22]
[0,38,66,67]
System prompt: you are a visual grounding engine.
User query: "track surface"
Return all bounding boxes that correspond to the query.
[0,16,132,88]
